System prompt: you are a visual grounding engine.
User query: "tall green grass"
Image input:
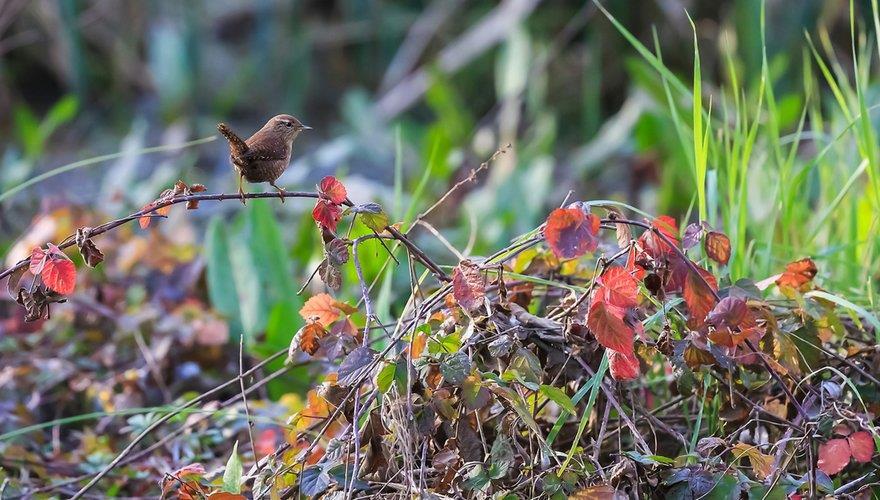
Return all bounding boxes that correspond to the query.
[599,0,880,298]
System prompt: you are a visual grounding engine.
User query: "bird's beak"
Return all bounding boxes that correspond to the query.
[302,125,313,131]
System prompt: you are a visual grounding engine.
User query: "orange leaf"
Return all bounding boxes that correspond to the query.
[544,208,600,259]
[300,293,342,327]
[704,231,731,265]
[608,349,640,381]
[207,493,247,499]
[587,299,634,354]
[598,265,639,308]
[775,258,817,290]
[312,199,342,232]
[319,176,348,204]
[410,330,427,359]
[683,264,717,328]
[848,431,875,463]
[818,438,851,475]
[452,259,485,310]
[41,257,76,295]
[296,322,328,355]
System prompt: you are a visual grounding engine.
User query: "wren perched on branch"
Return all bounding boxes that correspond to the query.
[217,114,312,204]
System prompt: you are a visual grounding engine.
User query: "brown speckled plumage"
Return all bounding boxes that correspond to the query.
[217,114,311,204]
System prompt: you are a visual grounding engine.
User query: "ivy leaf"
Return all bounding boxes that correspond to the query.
[608,349,640,381]
[848,431,875,463]
[544,207,600,259]
[318,175,348,204]
[337,346,376,386]
[539,385,576,413]
[222,442,243,493]
[598,265,639,308]
[452,259,485,311]
[587,299,634,354]
[704,231,731,265]
[817,438,851,476]
[312,199,342,232]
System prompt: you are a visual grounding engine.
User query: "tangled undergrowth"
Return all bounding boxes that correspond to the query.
[1,156,879,499]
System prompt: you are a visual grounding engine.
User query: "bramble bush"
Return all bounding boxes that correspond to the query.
[3,161,878,499]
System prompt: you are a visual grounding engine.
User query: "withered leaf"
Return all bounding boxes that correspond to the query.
[452,259,485,311]
[75,228,104,268]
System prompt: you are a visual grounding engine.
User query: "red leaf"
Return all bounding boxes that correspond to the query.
[683,264,717,328]
[39,252,76,295]
[587,299,634,354]
[608,349,640,380]
[706,296,748,329]
[639,215,680,258]
[29,247,47,275]
[848,431,876,463]
[776,258,817,290]
[319,176,348,204]
[313,199,342,232]
[818,438,851,475]
[598,265,639,308]
[452,260,485,310]
[544,208,600,259]
[704,231,731,265]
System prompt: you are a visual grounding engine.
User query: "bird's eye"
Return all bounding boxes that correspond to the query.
[284,121,293,127]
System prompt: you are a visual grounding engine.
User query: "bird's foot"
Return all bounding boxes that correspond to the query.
[239,188,247,206]
[271,183,286,203]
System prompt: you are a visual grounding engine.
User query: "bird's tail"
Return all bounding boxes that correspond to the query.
[217,123,248,157]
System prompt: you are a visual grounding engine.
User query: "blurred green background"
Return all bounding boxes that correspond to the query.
[1,0,878,358]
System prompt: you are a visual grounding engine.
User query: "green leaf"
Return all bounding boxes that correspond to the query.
[503,348,542,390]
[222,441,243,493]
[353,203,390,232]
[488,435,514,479]
[462,464,491,492]
[429,330,461,355]
[205,217,242,338]
[377,363,395,394]
[462,373,491,410]
[440,351,471,386]
[539,385,576,413]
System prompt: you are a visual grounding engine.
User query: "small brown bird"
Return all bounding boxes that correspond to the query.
[217,114,312,204]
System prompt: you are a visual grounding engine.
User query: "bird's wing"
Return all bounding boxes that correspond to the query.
[238,149,289,162]
[217,123,248,157]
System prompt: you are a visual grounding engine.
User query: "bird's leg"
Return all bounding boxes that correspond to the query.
[270,181,286,203]
[238,172,246,205]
